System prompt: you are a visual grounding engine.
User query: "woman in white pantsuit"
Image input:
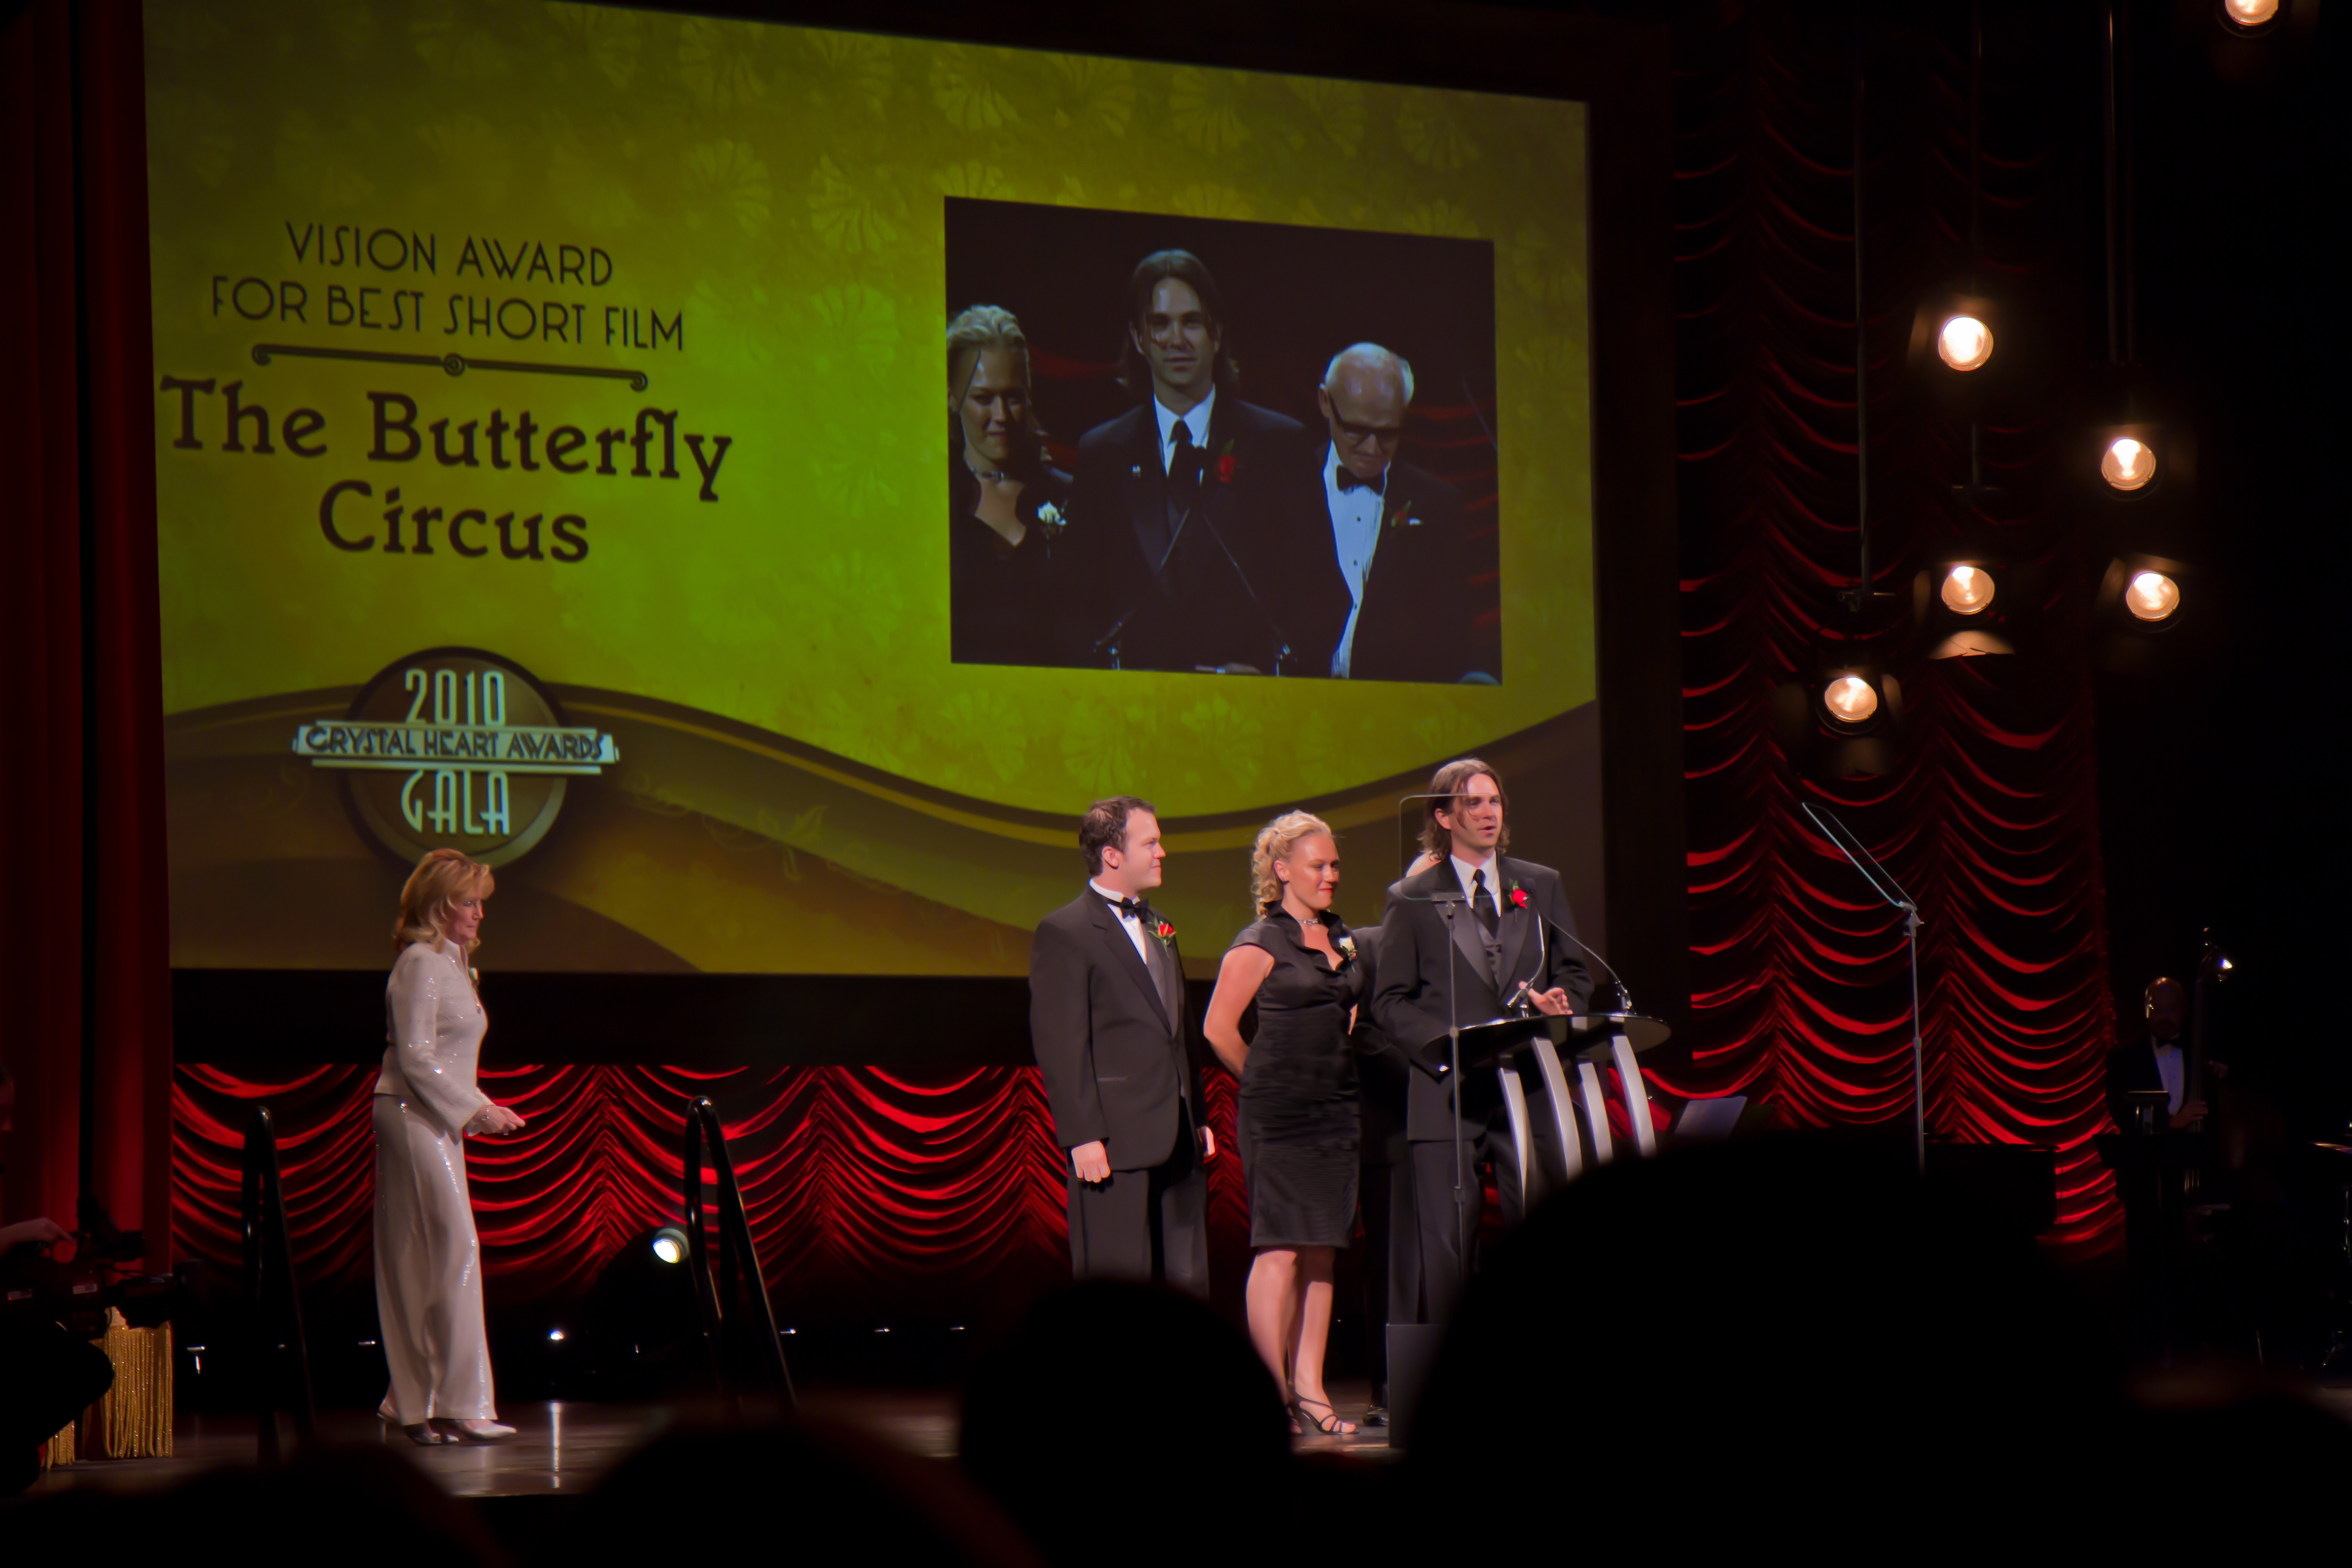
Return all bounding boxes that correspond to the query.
[374,848,525,1445]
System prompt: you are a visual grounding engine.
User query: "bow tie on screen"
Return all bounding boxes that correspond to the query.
[1105,896,1148,920]
[1333,468,1386,496]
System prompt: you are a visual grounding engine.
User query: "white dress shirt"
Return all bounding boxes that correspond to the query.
[1449,850,1502,921]
[1090,879,1151,964]
[2151,1039,2185,1115]
[1151,388,1216,474]
[1323,442,1385,678]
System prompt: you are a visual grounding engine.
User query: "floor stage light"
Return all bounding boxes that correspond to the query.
[650,1225,689,1265]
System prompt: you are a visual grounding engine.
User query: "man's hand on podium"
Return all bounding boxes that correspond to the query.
[1530,987,1574,1016]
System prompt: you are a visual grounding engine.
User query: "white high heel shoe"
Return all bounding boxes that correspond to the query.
[433,1418,517,1442]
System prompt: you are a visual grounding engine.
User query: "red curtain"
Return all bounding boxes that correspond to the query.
[0,0,174,1258]
[1654,5,2122,1247]
[175,1063,1251,1318]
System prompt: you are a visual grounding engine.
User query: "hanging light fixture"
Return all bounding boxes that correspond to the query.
[2122,568,2180,622]
[1939,564,1996,614]
[2219,0,2282,31]
[2100,433,2156,491]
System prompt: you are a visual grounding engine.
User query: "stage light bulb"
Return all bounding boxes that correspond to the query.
[2223,0,2278,24]
[548,1328,566,1342]
[2124,570,2180,622]
[2102,437,2156,491]
[650,1225,688,1265]
[1940,565,1996,614]
[1937,315,1993,372]
[1823,675,1880,724]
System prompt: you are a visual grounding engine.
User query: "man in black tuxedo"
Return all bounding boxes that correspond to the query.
[1029,795,1215,1292]
[2105,976,2218,1130]
[1371,757,1591,1322]
[1298,343,1486,685]
[1064,250,1325,674]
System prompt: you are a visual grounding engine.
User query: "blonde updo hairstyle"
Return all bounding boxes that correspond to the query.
[393,847,495,957]
[947,304,1046,439]
[1250,810,1334,912]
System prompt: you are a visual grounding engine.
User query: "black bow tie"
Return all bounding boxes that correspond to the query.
[1334,467,1385,496]
[1105,895,1147,920]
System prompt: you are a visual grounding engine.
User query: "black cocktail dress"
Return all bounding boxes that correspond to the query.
[948,451,1071,667]
[1230,910,1364,1249]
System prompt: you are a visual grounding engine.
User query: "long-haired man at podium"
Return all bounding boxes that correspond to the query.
[1372,758,1591,1323]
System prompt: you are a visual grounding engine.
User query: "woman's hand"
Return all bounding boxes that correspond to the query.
[469,1104,526,1137]
[1407,851,1443,877]
[1203,944,1276,1078]
[0,1217,70,1251]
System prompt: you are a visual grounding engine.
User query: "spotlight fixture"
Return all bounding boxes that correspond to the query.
[1822,674,1879,725]
[1936,314,1994,372]
[2101,435,2156,492]
[1910,557,2037,662]
[649,1225,689,1265]
[1909,292,2009,402]
[2093,554,2204,673]
[1772,651,1904,779]
[1939,564,1995,615]
[2122,569,2180,623]
[2219,0,2281,30]
[548,1327,567,1342]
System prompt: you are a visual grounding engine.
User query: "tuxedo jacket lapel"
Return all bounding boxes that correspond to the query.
[1495,872,1538,1001]
[1445,891,1494,997]
[1119,412,1170,571]
[1090,898,1172,1034]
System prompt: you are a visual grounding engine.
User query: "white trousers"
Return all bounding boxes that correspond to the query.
[372,1093,495,1422]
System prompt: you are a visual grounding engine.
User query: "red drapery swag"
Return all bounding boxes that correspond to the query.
[0,0,175,1258]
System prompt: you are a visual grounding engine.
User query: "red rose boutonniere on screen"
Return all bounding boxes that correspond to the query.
[1155,919,1177,948]
[1509,885,1530,910]
[1215,440,1237,484]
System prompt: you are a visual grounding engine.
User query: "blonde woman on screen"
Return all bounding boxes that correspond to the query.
[373,848,523,1444]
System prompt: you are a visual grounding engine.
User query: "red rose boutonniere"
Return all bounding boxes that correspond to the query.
[1508,885,1529,910]
[1155,919,1177,948]
[1215,440,1237,484]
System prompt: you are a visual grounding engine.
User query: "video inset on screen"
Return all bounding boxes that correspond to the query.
[944,199,1500,685]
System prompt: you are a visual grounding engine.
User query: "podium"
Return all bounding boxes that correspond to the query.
[1420,1010,1673,1211]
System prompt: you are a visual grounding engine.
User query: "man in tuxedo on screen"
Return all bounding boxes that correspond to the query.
[1371,757,1590,1322]
[1064,250,1325,674]
[1299,343,1484,685]
[1029,796,1214,1291]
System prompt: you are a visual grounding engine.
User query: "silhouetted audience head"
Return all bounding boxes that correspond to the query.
[962,1280,1292,1565]
[1406,1133,2113,1543]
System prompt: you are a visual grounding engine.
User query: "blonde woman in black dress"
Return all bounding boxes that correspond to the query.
[1205,810,1363,1435]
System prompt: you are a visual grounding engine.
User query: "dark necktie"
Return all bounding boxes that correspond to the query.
[1167,421,1200,512]
[1471,869,1499,936]
[1334,467,1384,496]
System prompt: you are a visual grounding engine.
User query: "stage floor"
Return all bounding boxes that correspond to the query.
[24,1380,1391,1503]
